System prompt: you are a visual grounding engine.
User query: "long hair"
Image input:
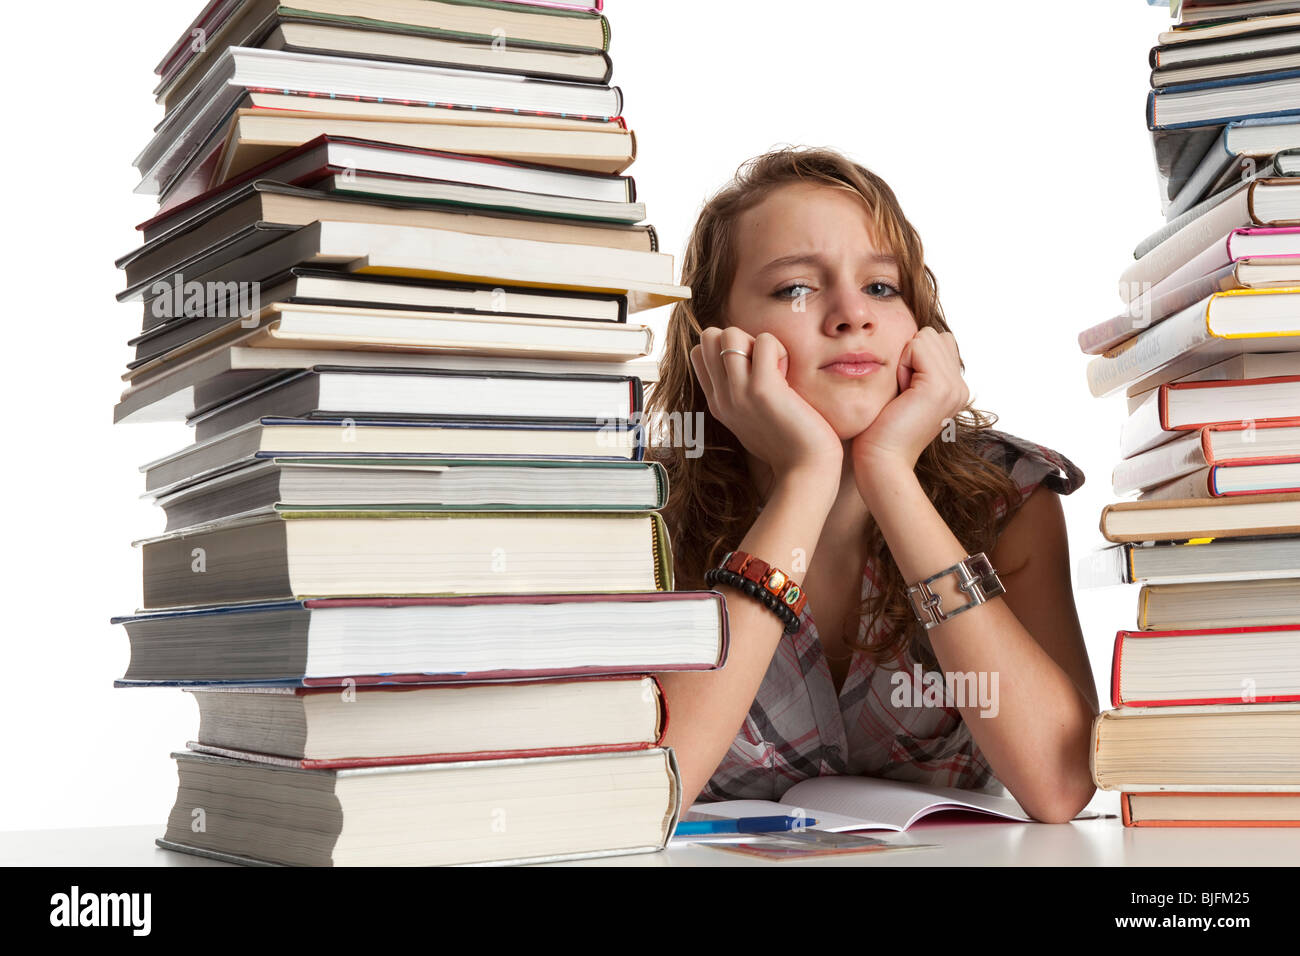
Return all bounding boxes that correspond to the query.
[647,146,1022,667]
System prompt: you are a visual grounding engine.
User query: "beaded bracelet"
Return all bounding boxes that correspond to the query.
[704,549,807,635]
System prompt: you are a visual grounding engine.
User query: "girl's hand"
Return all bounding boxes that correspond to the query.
[691,326,843,494]
[850,327,969,483]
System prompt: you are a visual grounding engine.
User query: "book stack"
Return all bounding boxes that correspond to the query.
[112,0,731,865]
[1077,0,1300,827]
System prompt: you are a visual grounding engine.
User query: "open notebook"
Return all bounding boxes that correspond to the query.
[687,774,1098,832]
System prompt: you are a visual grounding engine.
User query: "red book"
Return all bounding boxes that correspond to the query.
[1111,623,1300,707]
[1121,792,1300,827]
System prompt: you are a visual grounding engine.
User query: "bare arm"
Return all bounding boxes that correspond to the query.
[662,325,842,809]
[658,468,832,809]
[850,326,1097,822]
[856,468,1098,823]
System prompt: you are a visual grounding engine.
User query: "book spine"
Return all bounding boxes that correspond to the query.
[1117,389,1172,459]
[649,511,673,591]
[1073,544,1132,589]
[1119,194,1248,293]
[1087,297,1213,397]
[1135,466,1212,500]
[1111,631,1126,708]
[1113,433,1207,494]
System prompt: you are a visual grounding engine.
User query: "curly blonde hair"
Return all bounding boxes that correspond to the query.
[647,145,1022,666]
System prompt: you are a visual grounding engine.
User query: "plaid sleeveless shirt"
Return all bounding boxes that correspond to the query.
[697,429,1086,803]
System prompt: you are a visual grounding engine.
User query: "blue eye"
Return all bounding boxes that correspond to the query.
[867,281,900,297]
[776,282,814,299]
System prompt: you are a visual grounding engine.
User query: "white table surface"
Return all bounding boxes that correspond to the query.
[4,817,1299,866]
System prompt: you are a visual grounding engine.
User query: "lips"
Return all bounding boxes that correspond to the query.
[820,351,885,377]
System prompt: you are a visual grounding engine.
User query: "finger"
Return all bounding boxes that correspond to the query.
[897,339,915,392]
[750,331,789,390]
[718,327,757,405]
[696,327,731,414]
[689,343,715,402]
[901,327,950,378]
[694,331,728,417]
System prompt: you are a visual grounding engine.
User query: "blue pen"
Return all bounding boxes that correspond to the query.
[674,815,816,836]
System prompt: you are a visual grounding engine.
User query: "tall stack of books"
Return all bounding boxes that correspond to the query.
[112,0,731,865]
[1077,0,1300,827]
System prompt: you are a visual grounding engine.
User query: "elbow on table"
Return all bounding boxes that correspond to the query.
[1027,779,1097,825]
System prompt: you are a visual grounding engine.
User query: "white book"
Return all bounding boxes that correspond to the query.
[1118,378,1300,460]
[1075,538,1300,588]
[689,775,1040,833]
[137,45,622,195]
[114,338,659,425]
[1120,180,1300,295]
[1126,349,1300,410]
[1086,289,1300,397]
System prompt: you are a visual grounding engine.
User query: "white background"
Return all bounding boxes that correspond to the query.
[0,0,1173,830]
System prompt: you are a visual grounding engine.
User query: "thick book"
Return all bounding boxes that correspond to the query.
[159,100,632,212]
[313,169,646,225]
[1120,226,1300,301]
[1111,624,1300,706]
[1148,66,1300,134]
[135,509,674,608]
[1153,47,1300,89]
[181,674,667,767]
[1169,118,1300,219]
[129,301,656,379]
[238,87,624,132]
[1172,3,1300,28]
[141,417,644,495]
[1085,288,1300,397]
[133,268,629,361]
[1132,154,1293,260]
[113,342,658,426]
[1147,70,1300,219]
[116,219,686,313]
[156,746,680,867]
[150,457,669,529]
[137,45,622,196]
[1075,537,1300,587]
[1136,460,1300,498]
[135,138,643,243]
[119,217,680,307]
[1091,703,1300,791]
[1118,377,1300,458]
[201,106,634,200]
[180,365,644,442]
[1159,9,1300,44]
[159,8,614,113]
[1120,180,1300,292]
[1138,577,1300,629]
[1114,420,1300,493]
[1125,349,1300,410]
[119,173,651,295]
[1121,791,1300,826]
[113,592,726,684]
[1079,258,1300,354]
[156,0,610,96]
[1099,490,1300,541]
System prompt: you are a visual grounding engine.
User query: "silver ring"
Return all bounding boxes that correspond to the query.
[719,348,752,360]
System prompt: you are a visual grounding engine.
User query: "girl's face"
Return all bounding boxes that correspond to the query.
[722,181,920,440]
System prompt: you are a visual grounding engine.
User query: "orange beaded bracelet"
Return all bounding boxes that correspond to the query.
[704,550,808,633]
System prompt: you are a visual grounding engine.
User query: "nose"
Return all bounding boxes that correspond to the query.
[819,276,876,336]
